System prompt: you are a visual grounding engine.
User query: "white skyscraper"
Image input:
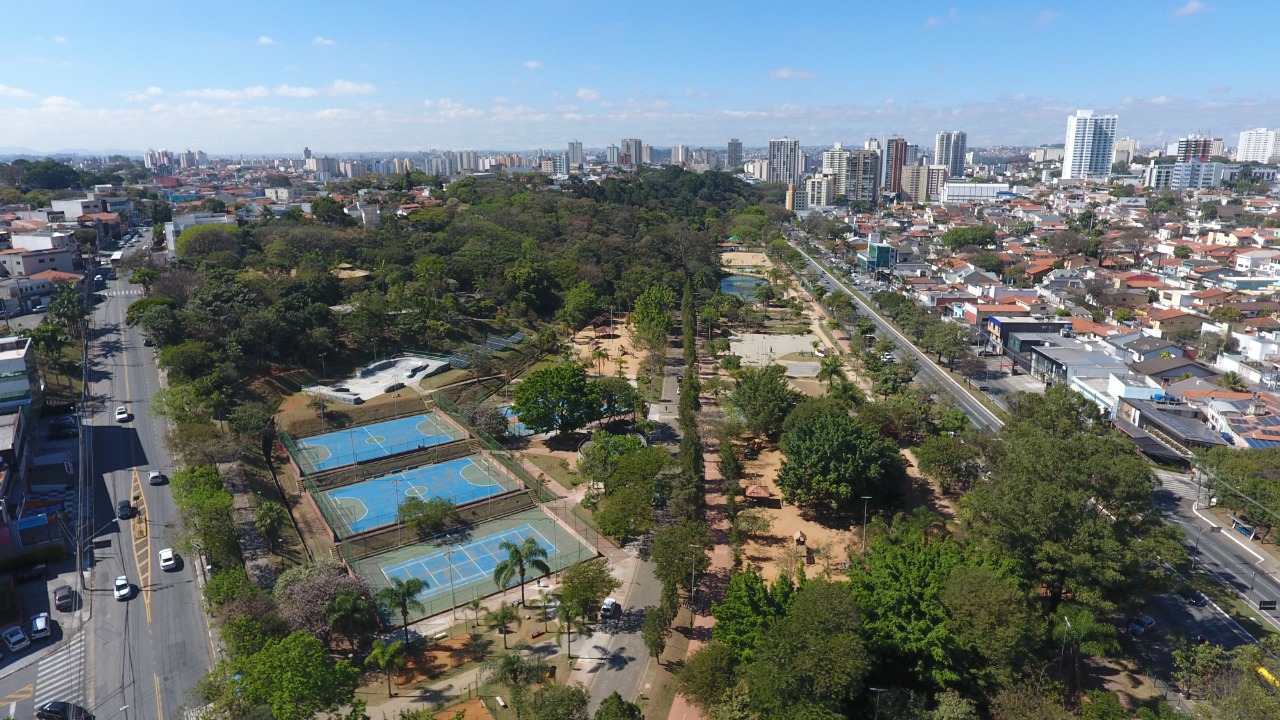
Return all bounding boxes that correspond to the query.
[821,143,850,195]
[767,137,803,186]
[1061,110,1118,180]
[934,131,967,179]
[1236,128,1278,163]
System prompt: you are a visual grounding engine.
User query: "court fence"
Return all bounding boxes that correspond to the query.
[338,489,537,559]
[310,438,480,491]
[347,506,599,622]
[281,409,468,478]
[309,450,527,540]
[435,395,557,503]
[282,393,433,439]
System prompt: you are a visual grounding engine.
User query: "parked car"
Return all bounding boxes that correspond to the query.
[2,625,30,652]
[30,612,51,639]
[113,576,132,601]
[53,585,75,611]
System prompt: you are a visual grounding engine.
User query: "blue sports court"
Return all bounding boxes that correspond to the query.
[294,413,463,473]
[382,524,556,602]
[499,406,533,437]
[319,455,515,535]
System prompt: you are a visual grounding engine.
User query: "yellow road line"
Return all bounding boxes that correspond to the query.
[131,468,152,624]
[154,673,164,720]
[2,683,33,701]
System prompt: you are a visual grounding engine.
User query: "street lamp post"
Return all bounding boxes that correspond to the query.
[861,496,873,554]
[445,549,458,620]
[870,687,887,720]
[318,352,328,381]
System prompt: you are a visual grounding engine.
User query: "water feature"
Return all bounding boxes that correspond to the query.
[720,275,767,300]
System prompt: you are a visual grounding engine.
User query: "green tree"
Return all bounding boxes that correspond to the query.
[740,579,870,717]
[365,638,407,696]
[493,536,552,606]
[674,641,740,712]
[396,496,460,540]
[235,631,360,720]
[1113,307,1134,322]
[555,602,590,659]
[931,690,978,720]
[1173,245,1192,259]
[815,353,846,388]
[729,364,801,437]
[526,683,590,720]
[641,605,672,665]
[651,521,711,597]
[594,691,643,720]
[710,569,784,663]
[1172,634,1228,699]
[561,281,603,327]
[511,362,602,435]
[47,284,89,340]
[129,267,159,293]
[595,482,656,541]
[559,557,622,617]
[970,252,1005,274]
[175,223,240,258]
[252,501,288,552]
[375,577,426,643]
[940,566,1042,692]
[1216,370,1248,392]
[204,567,258,608]
[310,196,356,227]
[922,323,972,368]
[940,225,997,252]
[1210,306,1243,324]
[326,590,377,651]
[914,435,982,495]
[776,410,904,513]
[484,602,522,650]
[630,284,676,357]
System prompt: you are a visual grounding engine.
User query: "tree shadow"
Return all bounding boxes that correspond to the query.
[545,432,589,453]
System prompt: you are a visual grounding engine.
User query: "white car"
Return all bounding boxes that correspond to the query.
[600,598,620,619]
[114,406,130,422]
[148,470,165,486]
[29,612,51,640]
[2,625,30,652]
[113,576,132,600]
[159,548,177,571]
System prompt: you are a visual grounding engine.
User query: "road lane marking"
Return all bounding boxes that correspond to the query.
[155,673,164,720]
[131,468,153,624]
[2,684,33,701]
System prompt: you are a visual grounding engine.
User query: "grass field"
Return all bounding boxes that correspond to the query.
[525,454,580,490]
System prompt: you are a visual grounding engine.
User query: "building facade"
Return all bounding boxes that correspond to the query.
[726,138,742,169]
[881,136,908,195]
[1236,128,1278,163]
[934,131,967,178]
[1062,110,1118,180]
[766,137,803,186]
[846,150,880,202]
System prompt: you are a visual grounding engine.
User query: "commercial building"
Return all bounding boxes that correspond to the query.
[0,247,75,279]
[567,140,584,170]
[1236,128,1278,163]
[934,131,967,178]
[939,182,1011,203]
[0,336,40,415]
[1061,110,1118,180]
[767,137,803,186]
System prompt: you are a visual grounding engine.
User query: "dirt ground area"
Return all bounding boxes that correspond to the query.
[444,697,494,719]
[720,251,771,268]
[570,320,639,380]
[733,444,859,583]
[1088,656,1163,712]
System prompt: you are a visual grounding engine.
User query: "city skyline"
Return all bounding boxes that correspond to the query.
[0,0,1275,154]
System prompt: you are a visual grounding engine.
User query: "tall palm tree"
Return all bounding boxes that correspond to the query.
[555,602,590,660]
[484,602,521,650]
[466,597,484,631]
[816,353,846,389]
[365,638,407,697]
[481,646,548,720]
[1217,371,1248,392]
[375,577,427,644]
[327,591,377,650]
[492,537,551,607]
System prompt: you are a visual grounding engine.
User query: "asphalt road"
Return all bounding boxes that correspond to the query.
[82,235,214,720]
[792,245,1004,432]
[580,557,663,714]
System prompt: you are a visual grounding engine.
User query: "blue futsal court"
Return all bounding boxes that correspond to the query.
[499,406,533,437]
[295,413,462,473]
[319,455,514,535]
[382,524,556,602]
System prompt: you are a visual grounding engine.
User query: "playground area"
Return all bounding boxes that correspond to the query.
[350,508,593,621]
[292,412,465,474]
[317,454,520,536]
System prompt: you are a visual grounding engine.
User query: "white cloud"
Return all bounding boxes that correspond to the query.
[1035,9,1061,25]
[0,84,35,98]
[575,88,600,101]
[41,96,81,109]
[522,60,541,69]
[313,36,334,46]
[258,35,275,45]
[275,85,318,98]
[685,87,714,99]
[769,68,815,80]
[52,35,67,44]
[178,86,270,101]
[492,96,510,104]
[124,86,164,102]
[328,79,375,96]
[924,7,960,27]
[1209,85,1231,94]
[882,98,896,105]
[1174,0,1208,16]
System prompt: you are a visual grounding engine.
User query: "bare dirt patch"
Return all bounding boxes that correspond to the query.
[720,251,771,268]
[569,317,640,380]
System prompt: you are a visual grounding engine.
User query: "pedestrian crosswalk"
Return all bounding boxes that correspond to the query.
[101,289,142,297]
[33,633,86,708]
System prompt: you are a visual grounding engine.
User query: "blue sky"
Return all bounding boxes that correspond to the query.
[0,0,1274,154]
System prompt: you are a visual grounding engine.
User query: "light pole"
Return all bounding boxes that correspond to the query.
[861,496,873,554]
[318,352,328,381]
[870,687,886,720]
[1059,614,1073,669]
[445,549,458,620]
[1194,525,1221,556]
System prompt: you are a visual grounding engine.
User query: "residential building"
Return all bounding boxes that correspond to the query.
[1032,146,1066,163]
[671,145,688,165]
[846,150,879,202]
[1143,163,1175,190]
[900,164,949,202]
[934,131,967,178]
[620,138,644,166]
[606,145,619,164]
[727,138,743,169]
[1235,128,1278,163]
[0,336,40,416]
[6,231,76,252]
[1112,137,1139,165]
[821,143,850,195]
[1169,160,1228,191]
[881,136,908,195]
[1176,134,1221,162]
[767,137,803,186]
[804,175,835,208]
[0,247,75,279]
[567,140,584,170]
[1061,110,1118,180]
[264,187,302,202]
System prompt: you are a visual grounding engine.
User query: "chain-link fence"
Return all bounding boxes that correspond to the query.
[435,395,556,502]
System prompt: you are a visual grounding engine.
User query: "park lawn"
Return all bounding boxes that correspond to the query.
[525,453,581,490]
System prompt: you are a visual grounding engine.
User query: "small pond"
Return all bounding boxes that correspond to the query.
[720,275,767,299]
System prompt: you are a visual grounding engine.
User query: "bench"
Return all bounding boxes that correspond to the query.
[495,697,507,709]
[432,632,449,641]
[528,629,547,640]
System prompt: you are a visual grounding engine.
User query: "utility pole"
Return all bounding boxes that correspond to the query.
[861,496,873,554]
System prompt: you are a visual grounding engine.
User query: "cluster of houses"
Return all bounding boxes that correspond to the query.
[825,181,1280,464]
